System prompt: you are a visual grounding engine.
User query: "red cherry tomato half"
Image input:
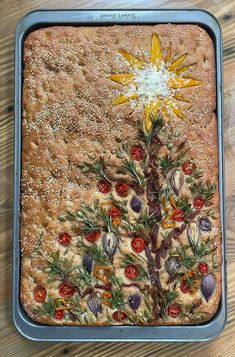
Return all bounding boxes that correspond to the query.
[131,237,145,253]
[108,207,121,218]
[112,311,127,322]
[85,230,101,243]
[58,232,71,246]
[124,264,139,280]
[54,309,65,320]
[193,196,204,210]
[115,181,129,197]
[130,146,144,161]
[198,262,209,275]
[34,286,46,303]
[172,209,185,222]
[182,161,196,175]
[97,180,112,194]
[59,282,76,298]
[180,280,190,293]
[167,304,181,318]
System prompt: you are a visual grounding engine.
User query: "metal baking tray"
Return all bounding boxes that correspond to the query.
[13,9,227,341]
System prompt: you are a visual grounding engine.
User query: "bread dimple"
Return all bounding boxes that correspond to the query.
[21,24,221,326]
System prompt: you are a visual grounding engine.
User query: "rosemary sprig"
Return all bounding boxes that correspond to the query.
[109,193,128,214]
[33,296,55,317]
[170,244,196,270]
[176,196,193,215]
[121,208,155,234]
[79,156,111,182]
[195,239,214,259]
[107,289,126,310]
[137,208,156,229]
[76,205,100,234]
[77,240,109,265]
[160,289,179,320]
[98,207,113,233]
[120,159,145,187]
[120,253,148,282]
[185,168,205,183]
[137,114,164,147]
[158,148,188,175]
[46,250,75,282]
[189,181,216,202]
[109,270,123,286]
[75,267,93,286]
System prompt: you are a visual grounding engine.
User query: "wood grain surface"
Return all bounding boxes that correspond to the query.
[0,0,234,356]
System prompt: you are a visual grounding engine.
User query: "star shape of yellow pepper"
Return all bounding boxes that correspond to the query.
[109,34,202,133]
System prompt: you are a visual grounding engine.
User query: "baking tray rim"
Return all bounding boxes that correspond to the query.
[13,8,227,342]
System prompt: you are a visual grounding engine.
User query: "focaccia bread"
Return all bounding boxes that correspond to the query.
[21,25,221,326]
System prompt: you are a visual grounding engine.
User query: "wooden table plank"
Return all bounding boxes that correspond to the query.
[0,0,234,356]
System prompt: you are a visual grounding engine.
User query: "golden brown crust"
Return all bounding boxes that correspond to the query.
[21,25,221,326]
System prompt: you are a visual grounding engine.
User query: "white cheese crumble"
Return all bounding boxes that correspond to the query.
[126,62,175,105]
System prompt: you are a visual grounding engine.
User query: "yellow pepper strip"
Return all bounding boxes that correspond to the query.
[94,265,112,284]
[55,298,71,311]
[150,33,162,66]
[109,73,134,86]
[112,93,139,105]
[162,198,169,213]
[168,53,188,72]
[144,99,161,133]
[161,219,176,229]
[162,98,183,119]
[168,77,202,90]
[112,217,122,227]
[173,93,192,103]
[169,196,177,210]
[164,46,172,63]
[119,50,144,68]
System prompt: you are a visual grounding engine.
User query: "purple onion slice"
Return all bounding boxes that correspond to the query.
[128,294,141,311]
[201,273,216,302]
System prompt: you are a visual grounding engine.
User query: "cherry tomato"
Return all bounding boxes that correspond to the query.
[54,309,65,320]
[167,304,181,318]
[85,230,101,243]
[115,181,129,197]
[198,262,209,275]
[97,180,112,194]
[124,264,139,280]
[130,146,144,161]
[58,233,71,246]
[180,280,190,293]
[182,161,196,175]
[108,207,121,218]
[59,282,76,298]
[112,217,122,227]
[131,237,145,253]
[193,196,204,210]
[112,311,127,322]
[172,209,185,222]
[34,286,46,303]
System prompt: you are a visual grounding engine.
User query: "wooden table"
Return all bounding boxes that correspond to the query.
[1,0,234,355]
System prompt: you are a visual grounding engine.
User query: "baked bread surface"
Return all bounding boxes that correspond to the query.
[21,25,221,326]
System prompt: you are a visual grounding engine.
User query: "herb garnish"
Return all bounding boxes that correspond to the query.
[138,114,164,147]
[176,196,193,215]
[79,156,111,182]
[120,159,145,187]
[107,289,126,310]
[190,181,216,202]
[77,240,109,265]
